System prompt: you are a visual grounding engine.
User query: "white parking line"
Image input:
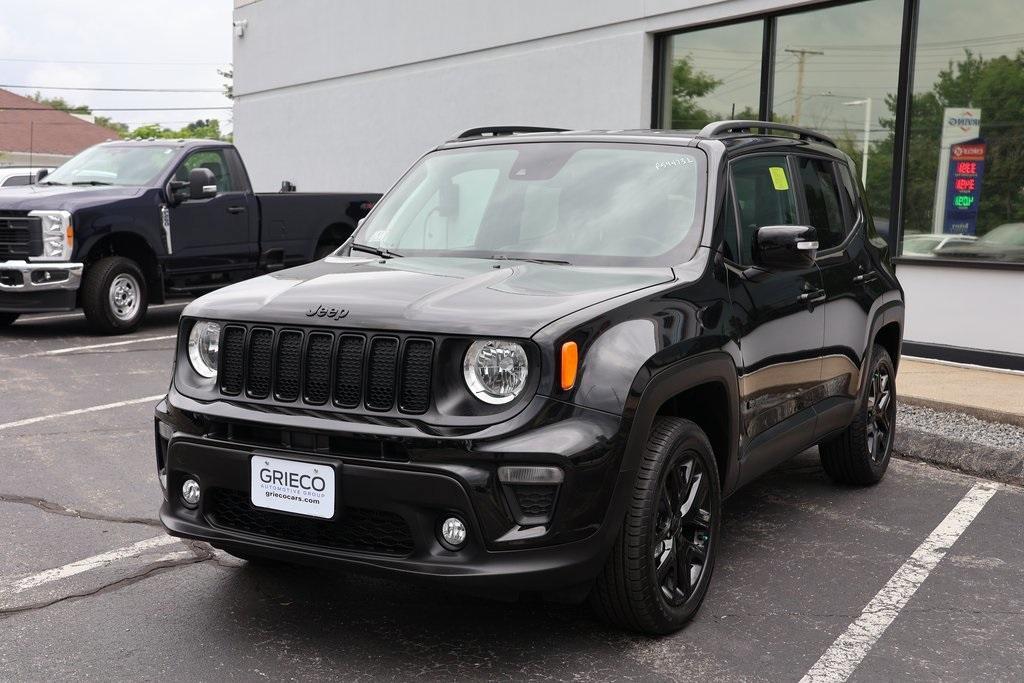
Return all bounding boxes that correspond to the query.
[800,482,999,683]
[4,535,181,594]
[17,302,188,324]
[0,394,164,431]
[1,334,175,360]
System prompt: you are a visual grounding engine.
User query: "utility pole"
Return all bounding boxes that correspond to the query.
[785,48,824,125]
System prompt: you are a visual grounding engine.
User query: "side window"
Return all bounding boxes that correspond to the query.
[836,162,866,230]
[796,157,846,250]
[174,150,237,193]
[2,175,32,187]
[730,155,799,264]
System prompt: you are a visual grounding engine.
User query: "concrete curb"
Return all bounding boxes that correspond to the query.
[894,425,1024,488]
[901,395,1024,429]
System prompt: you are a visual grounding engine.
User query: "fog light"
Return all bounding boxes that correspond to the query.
[181,478,201,508]
[439,516,467,549]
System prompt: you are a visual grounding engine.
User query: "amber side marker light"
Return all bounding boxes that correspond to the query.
[560,341,579,390]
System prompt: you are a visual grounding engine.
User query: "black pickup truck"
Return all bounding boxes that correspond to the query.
[0,139,379,333]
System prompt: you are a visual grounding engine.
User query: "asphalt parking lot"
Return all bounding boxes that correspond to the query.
[1,307,1022,681]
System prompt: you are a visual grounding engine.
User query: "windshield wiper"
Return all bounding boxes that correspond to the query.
[350,243,402,259]
[491,255,572,266]
[39,180,67,186]
[72,181,113,186]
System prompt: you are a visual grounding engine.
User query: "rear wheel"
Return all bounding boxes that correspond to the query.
[591,417,721,634]
[81,256,149,334]
[819,344,897,485]
[0,312,19,327]
[314,242,340,260]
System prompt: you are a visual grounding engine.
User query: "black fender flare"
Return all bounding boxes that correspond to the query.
[856,297,905,404]
[618,350,741,496]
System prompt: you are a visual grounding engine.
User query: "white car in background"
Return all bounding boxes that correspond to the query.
[0,166,56,188]
[902,233,977,257]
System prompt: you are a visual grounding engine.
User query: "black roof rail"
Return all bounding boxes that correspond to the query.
[455,125,570,140]
[697,120,837,148]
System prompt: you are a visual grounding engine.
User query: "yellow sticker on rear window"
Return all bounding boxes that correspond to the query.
[769,166,790,191]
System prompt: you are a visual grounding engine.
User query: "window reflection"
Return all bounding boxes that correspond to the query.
[900,0,1024,262]
[661,21,763,129]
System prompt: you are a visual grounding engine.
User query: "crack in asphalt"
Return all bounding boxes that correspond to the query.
[0,493,161,528]
[0,544,212,618]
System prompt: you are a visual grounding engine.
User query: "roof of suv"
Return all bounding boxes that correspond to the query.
[440,121,842,157]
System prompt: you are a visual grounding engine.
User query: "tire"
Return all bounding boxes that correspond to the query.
[591,417,722,635]
[819,344,897,485]
[81,256,148,335]
[0,312,19,327]
[315,242,340,260]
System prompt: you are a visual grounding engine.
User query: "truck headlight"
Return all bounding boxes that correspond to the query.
[463,340,528,404]
[28,210,73,261]
[188,320,221,379]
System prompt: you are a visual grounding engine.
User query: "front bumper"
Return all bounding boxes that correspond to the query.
[155,388,633,593]
[0,260,82,312]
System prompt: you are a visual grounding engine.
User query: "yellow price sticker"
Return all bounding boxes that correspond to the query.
[769,166,790,191]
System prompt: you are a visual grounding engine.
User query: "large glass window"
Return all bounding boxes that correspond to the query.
[772,0,904,233]
[898,0,1024,262]
[660,20,764,130]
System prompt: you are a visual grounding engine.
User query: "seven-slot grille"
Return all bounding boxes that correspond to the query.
[218,324,434,415]
[0,214,42,259]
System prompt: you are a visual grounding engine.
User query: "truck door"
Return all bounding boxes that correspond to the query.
[725,154,825,484]
[164,148,256,276]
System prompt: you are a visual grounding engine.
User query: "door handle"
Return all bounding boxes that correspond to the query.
[798,288,827,304]
[852,271,878,285]
[227,206,246,214]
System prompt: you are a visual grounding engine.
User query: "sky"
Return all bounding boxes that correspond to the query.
[0,0,233,133]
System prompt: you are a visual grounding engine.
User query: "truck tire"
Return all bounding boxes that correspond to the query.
[315,242,340,260]
[819,344,896,485]
[591,417,721,635]
[81,256,149,334]
[0,313,19,327]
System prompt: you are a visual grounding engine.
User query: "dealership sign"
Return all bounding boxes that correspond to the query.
[943,140,986,235]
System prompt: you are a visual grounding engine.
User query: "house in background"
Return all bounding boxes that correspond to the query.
[0,88,121,168]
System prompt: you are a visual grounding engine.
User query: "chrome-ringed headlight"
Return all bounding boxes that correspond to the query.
[463,340,528,405]
[187,320,221,379]
[28,210,73,261]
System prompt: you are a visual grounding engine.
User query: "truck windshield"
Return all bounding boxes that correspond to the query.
[43,145,176,187]
[355,142,707,267]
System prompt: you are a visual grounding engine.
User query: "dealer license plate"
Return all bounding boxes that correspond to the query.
[250,455,335,519]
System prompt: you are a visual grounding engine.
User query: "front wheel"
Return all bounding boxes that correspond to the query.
[81,256,149,334]
[0,312,19,327]
[819,344,897,485]
[591,417,722,635]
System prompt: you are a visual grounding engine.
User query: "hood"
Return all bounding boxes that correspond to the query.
[184,256,676,337]
[0,184,145,212]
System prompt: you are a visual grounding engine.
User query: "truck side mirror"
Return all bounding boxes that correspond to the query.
[189,167,218,201]
[35,169,49,183]
[755,225,819,269]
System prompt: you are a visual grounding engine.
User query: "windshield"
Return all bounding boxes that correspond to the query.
[354,142,707,266]
[43,145,176,187]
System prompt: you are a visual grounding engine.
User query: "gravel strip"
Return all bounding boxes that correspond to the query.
[898,403,1024,452]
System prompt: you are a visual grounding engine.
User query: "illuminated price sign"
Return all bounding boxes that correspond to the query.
[943,139,986,235]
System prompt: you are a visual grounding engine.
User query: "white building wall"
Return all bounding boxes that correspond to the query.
[232,0,810,192]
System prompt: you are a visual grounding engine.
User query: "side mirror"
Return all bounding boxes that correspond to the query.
[35,169,49,183]
[189,167,218,201]
[755,225,818,269]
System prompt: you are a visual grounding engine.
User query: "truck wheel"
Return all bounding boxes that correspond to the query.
[591,417,721,635]
[315,242,339,259]
[819,344,897,485]
[0,313,19,327]
[81,256,149,334]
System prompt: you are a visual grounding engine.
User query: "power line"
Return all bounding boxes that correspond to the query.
[1,84,223,93]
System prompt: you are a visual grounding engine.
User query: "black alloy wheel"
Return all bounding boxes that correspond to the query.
[654,451,713,606]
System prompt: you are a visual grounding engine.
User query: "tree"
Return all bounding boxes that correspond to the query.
[668,57,722,129]
[130,119,228,141]
[29,92,129,135]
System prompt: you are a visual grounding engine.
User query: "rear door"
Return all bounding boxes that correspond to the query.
[797,157,876,437]
[164,148,257,275]
[725,153,825,482]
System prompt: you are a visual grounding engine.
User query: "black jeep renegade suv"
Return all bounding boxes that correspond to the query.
[156,121,904,634]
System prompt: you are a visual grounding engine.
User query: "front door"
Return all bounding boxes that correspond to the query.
[724,154,825,483]
[165,148,255,276]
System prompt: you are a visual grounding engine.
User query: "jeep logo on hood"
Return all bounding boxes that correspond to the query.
[306,305,349,321]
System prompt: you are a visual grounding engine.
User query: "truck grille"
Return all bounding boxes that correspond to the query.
[0,214,42,259]
[218,324,435,415]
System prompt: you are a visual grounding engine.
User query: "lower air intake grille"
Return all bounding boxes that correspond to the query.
[206,488,414,556]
